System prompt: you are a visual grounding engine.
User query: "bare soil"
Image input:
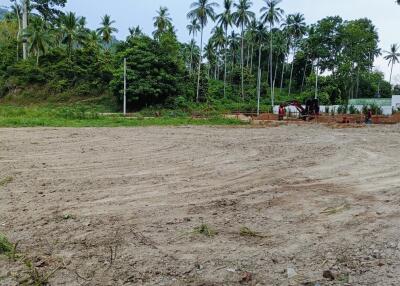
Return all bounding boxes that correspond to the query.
[1,125,400,285]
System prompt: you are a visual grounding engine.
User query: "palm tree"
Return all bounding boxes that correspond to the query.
[153,7,173,40]
[384,44,400,85]
[187,19,201,74]
[128,26,142,40]
[229,31,240,75]
[255,22,268,115]
[211,26,226,80]
[285,13,307,97]
[187,0,219,102]
[233,0,255,99]
[96,14,118,46]
[260,0,284,106]
[60,12,83,55]
[217,0,233,98]
[25,17,51,65]
[10,0,22,61]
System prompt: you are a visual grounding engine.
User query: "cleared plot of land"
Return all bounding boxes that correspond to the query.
[1,125,400,285]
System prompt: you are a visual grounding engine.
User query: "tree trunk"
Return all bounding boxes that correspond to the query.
[389,61,394,85]
[273,53,279,99]
[22,0,28,60]
[288,47,296,97]
[15,4,21,61]
[315,61,319,100]
[356,66,360,98]
[189,35,195,75]
[301,56,308,93]
[223,28,228,98]
[257,43,262,116]
[241,23,244,99]
[280,55,286,95]
[250,44,254,74]
[196,26,204,102]
[269,23,274,106]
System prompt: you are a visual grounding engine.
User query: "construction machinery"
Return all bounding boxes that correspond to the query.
[283,99,320,121]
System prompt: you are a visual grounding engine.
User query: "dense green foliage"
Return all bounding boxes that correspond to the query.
[0,0,397,115]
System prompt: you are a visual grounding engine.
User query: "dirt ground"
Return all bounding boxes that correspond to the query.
[1,125,400,285]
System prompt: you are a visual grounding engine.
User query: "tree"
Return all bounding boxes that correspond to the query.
[233,0,254,99]
[187,0,219,102]
[25,16,51,65]
[254,21,267,114]
[211,26,225,79]
[186,18,200,74]
[384,44,400,85]
[260,0,284,106]
[153,7,173,40]
[284,13,307,97]
[96,14,118,46]
[216,0,233,98]
[60,12,84,55]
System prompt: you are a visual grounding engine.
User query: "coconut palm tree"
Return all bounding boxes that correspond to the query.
[217,0,233,98]
[229,31,240,75]
[233,0,255,99]
[260,0,284,106]
[187,0,219,102]
[153,7,173,40]
[254,22,268,115]
[384,44,400,85]
[285,13,307,97]
[10,0,22,61]
[60,12,83,55]
[187,19,201,74]
[211,26,226,79]
[25,17,51,65]
[96,14,118,46]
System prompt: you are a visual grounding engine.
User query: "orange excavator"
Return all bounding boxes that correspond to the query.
[282,99,320,121]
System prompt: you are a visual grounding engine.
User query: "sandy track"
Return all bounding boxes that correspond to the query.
[1,125,400,285]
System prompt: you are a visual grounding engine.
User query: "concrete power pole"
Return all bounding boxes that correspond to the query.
[123,58,127,116]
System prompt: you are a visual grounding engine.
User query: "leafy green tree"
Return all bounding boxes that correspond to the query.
[384,44,400,85]
[233,0,254,99]
[110,34,186,109]
[96,14,118,46]
[187,0,219,102]
[260,0,284,106]
[216,0,233,98]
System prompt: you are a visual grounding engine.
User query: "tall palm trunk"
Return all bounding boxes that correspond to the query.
[223,28,228,98]
[389,61,394,85]
[250,44,254,74]
[301,56,308,93]
[22,0,28,60]
[16,7,21,61]
[257,43,262,116]
[196,26,204,102]
[314,60,319,100]
[288,47,296,97]
[273,53,279,97]
[189,35,195,75]
[241,23,245,99]
[280,55,286,94]
[269,23,274,106]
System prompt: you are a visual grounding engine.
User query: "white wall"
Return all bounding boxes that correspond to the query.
[273,105,393,116]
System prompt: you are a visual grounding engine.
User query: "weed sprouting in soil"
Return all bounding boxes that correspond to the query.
[0,176,13,187]
[193,224,217,237]
[239,227,258,237]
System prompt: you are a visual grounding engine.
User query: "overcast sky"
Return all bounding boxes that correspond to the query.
[1,0,400,83]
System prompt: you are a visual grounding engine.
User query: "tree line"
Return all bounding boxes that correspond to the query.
[0,0,399,111]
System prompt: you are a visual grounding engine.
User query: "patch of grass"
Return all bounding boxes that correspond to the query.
[321,204,350,215]
[193,224,217,237]
[0,176,13,187]
[0,234,13,255]
[24,259,60,286]
[239,227,259,237]
[0,106,245,127]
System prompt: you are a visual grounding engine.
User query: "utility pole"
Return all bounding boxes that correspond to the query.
[123,58,127,116]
